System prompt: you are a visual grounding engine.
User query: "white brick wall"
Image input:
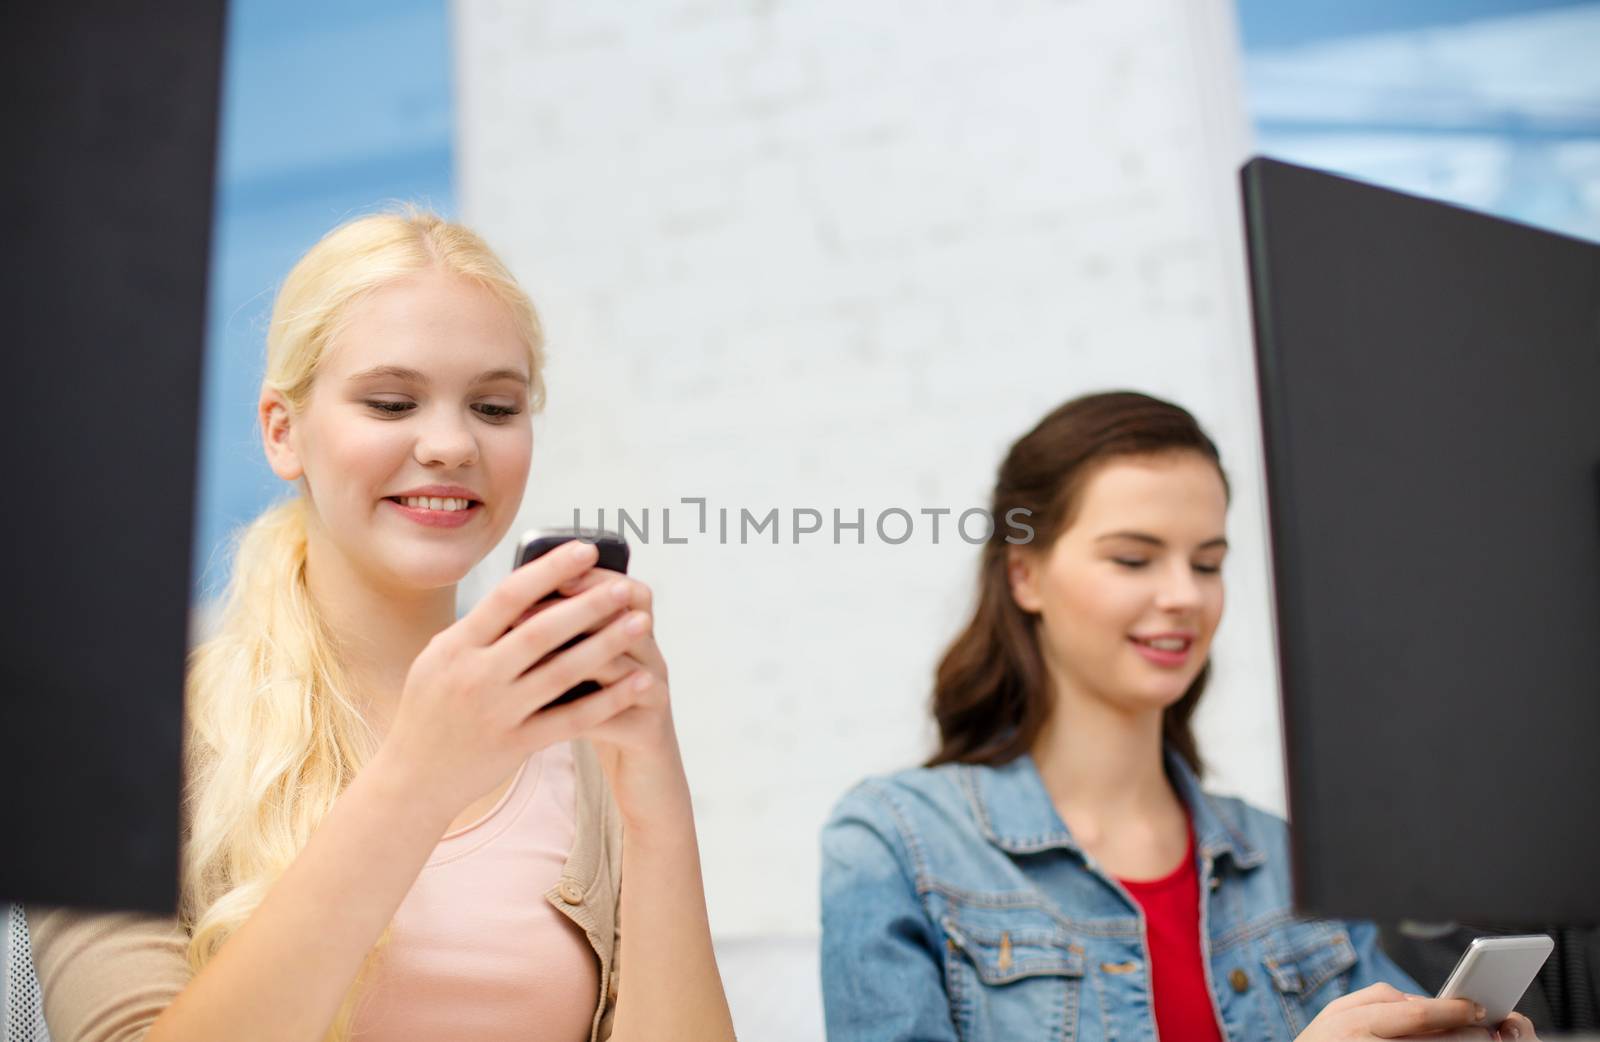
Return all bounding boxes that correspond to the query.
[454,0,1272,938]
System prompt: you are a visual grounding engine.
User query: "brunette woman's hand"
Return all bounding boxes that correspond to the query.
[1290,982,1548,1041]
[1493,1012,1540,1040]
[378,539,658,826]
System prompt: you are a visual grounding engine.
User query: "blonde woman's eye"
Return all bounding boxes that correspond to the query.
[1112,558,1149,569]
[364,400,414,415]
[474,403,521,421]
[1193,562,1222,575]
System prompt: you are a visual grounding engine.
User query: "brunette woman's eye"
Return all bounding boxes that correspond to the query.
[364,399,415,415]
[474,403,522,421]
[1193,562,1222,575]
[1112,558,1149,569]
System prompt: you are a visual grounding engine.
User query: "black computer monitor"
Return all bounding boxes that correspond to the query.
[1243,157,1600,925]
[1,2,225,914]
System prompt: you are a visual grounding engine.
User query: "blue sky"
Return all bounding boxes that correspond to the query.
[1235,0,1595,47]
[1236,0,1600,243]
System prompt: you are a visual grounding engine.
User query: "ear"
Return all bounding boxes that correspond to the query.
[1006,544,1044,614]
[259,389,303,481]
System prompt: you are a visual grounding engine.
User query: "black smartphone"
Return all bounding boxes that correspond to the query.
[513,528,631,708]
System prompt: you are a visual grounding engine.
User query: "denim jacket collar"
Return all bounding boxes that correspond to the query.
[962,746,1267,871]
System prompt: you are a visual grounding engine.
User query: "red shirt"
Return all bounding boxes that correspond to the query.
[1117,822,1226,1042]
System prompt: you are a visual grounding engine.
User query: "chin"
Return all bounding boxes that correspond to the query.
[378,550,482,591]
[405,568,474,591]
[1114,673,1203,712]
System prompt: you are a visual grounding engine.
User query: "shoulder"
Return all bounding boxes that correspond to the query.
[823,764,983,878]
[826,764,976,835]
[1196,788,1294,866]
[1200,788,1288,837]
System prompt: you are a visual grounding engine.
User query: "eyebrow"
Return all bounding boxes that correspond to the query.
[347,364,530,386]
[1096,531,1229,551]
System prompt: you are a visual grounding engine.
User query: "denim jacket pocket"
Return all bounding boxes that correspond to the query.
[941,908,1086,1042]
[1261,920,1358,1036]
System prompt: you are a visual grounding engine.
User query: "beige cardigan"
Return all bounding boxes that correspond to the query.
[26,739,624,1042]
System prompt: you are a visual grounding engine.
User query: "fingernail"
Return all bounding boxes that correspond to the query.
[610,580,631,601]
[567,539,594,559]
[1476,1005,1487,1022]
[625,612,649,634]
[1510,1027,1522,1040]
[632,672,653,692]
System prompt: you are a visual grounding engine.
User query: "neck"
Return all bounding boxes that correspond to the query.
[302,529,456,742]
[1030,672,1179,835]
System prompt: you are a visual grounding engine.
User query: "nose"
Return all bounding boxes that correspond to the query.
[1154,559,1202,613]
[413,406,479,469]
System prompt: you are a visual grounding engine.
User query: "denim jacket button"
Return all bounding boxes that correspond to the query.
[1229,968,1251,993]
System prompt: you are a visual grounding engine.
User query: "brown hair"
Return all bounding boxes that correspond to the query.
[927,391,1229,772]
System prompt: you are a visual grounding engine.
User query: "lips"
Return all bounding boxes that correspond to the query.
[382,496,483,529]
[1131,634,1192,653]
[388,495,475,512]
[1128,633,1195,668]
[386,484,482,504]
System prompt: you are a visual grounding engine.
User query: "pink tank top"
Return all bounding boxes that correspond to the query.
[350,741,599,1041]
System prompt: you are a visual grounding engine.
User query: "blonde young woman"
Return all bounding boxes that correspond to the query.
[25,210,736,1042]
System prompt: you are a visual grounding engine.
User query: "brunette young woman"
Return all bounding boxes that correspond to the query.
[25,210,735,1042]
[820,391,1537,1042]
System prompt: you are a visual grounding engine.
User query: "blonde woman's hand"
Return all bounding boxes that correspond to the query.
[1294,984,1505,1042]
[548,569,690,831]
[378,539,658,826]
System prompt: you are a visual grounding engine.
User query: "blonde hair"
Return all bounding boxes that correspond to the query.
[180,208,543,1041]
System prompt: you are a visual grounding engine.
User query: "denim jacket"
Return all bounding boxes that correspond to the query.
[819,749,1419,1042]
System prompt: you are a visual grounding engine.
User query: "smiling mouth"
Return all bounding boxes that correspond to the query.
[385,496,481,512]
[1130,636,1193,652]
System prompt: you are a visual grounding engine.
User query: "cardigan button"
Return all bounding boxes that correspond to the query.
[1229,968,1251,993]
[558,880,586,905]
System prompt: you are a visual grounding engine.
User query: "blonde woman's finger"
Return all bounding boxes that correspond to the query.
[515,669,652,747]
[514,610,652,712]
[555,567,630,597]
[495,575,632,672]
[459,538,598,645]
[584,653,645,688]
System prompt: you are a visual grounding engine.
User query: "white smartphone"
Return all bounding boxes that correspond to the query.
[1436,934,1554,1025]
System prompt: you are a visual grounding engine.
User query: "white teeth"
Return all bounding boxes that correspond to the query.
[1146,638,1188,651]
[398,496,472,511]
